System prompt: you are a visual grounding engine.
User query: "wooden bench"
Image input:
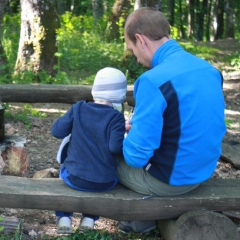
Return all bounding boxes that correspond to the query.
[0,175,239,239]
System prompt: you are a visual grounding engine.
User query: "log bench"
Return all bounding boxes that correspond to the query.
[0,176,239,239]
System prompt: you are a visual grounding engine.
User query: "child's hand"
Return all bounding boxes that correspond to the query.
[125,108,134,138]
[125,120,132,134]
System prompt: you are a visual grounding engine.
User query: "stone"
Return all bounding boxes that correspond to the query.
[221,135,240,169]
[32,168,59,178]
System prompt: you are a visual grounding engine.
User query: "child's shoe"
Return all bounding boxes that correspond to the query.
[79,217,95,231]
[57,216,72,234]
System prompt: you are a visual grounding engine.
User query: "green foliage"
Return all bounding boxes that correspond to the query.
[231,48,240,70]
[0,216,3,233]
[12,70,39,84]
[225,119,233,127]
[1,13,20,71]
[49,229,112,240]
[4,103,47,128]
[43,227,162,240]
[55,12,134,83]
[0,11,143,84]
[179,40,240,72]
[1,11,239,85]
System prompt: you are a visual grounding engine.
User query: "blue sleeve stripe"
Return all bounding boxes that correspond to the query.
[148,81,181,183]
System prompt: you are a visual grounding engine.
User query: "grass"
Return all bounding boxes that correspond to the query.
[0,227,163,240]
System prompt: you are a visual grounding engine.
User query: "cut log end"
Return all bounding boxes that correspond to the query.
[158,210,239,240]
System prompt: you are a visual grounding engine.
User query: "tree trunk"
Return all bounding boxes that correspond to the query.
[178,0,186,39]
[56,0,66,15]
[167,0,175,26]
[187,0,195,39]
[225,0,234,38]
[0,0,10,77]
[14,0,60,81]
[212,0,219,40]
[158,210,239,240]
[195,0,207,41]
[215,0,224,39]
[92,0,104,20]
[0,0,6,26]
[205,0,212,41]
[105,0,131,42]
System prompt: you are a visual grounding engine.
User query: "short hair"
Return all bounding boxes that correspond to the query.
[125,7,170,45]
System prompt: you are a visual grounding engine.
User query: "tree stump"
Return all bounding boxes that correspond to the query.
[158,210,239,240]
[0,135,29,176]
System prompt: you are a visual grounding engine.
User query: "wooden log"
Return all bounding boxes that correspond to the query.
[0,216,21,234]
[0,176,239,221]
[158,210,239,240]
[0,135,29,176]
[0,84,135,106]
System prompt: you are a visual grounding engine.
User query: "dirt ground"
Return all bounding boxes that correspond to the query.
[1,38,240,239]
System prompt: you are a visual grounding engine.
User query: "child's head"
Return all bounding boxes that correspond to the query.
[91,67,127,106]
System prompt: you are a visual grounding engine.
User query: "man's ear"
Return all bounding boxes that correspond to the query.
[135,33,146,47]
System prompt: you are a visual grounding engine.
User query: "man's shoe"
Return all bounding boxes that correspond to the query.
[79,217,95,231]
[118,220,156,234]
[57,216,72,234]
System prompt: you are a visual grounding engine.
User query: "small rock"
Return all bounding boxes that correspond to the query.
[28,229,37,237]
[32,168,59,178]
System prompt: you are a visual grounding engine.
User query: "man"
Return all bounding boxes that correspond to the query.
[116,7,226,233]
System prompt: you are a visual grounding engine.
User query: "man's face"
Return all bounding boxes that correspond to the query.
[124,33,151,68]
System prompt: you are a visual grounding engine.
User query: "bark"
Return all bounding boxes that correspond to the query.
[0,217,21,234]
[158,210,239,240]
[205,0,212,41]
[0,84,135,106]
[0,0,10,77]
[215,0,224,39]
[56,0,66,14]
[14,0,60,81]
[105,0,131,41]
[0,176,240,221]
[92,0,104,20]
[195,0,207,41]
[187,0,195,39]
[0,135,28,177]
[225,0,234,38]
[167,0,175,26]
[178,0,186,39]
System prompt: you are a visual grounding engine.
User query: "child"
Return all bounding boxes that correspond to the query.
[51,67,127,234]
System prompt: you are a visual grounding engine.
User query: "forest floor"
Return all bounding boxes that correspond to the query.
[0,38,240,240]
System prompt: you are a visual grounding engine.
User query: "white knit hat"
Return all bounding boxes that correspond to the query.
[91,67,127,104]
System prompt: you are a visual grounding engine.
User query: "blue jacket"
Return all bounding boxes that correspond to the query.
[51,101,125,183]
[123,39,226,186]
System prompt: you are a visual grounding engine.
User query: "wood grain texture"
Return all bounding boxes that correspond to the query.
[0,176,239,221]
[0,84,135,106]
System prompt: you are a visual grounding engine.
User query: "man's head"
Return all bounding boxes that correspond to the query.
[91,67,127,105]
[124,7,170,68]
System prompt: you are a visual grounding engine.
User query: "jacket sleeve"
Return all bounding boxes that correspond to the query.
[108,113,126,154]
[51,106,74,139]
[123,77,166,168]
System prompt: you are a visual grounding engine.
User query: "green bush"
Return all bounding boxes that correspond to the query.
[1,11,239,85]
[1,12,144,85]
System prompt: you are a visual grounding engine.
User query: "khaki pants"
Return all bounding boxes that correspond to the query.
[116,156,199,197]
